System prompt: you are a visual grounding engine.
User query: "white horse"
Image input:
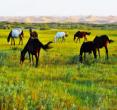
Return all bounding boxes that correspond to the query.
[54,32,68,43]
[7,28,24,45]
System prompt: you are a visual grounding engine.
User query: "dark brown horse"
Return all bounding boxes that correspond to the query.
[20,30,52,67]
[74,31,91,42]
[7,28,24,45]
[93,35,114,59]
[79,35,114,62]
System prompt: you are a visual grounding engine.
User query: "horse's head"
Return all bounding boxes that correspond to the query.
[65,33,68,37]
[30,31,38,39]
[33,31,38,38]
[86,32,91,35]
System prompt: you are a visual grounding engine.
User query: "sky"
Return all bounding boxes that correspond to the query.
[0,0,116,16]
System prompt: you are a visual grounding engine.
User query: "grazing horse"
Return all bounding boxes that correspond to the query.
[54,32,68,42]
[79,41,96,63]
[93,35,114,59]
[74,31,91,42]
[20,34,52,67]
[7,28,24,45]
[79,35,114,62]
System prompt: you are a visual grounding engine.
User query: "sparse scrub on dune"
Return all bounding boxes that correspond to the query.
[0,29,117,109]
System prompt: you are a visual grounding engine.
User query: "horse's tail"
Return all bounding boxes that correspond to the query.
[41,41,53,50]
[7,31,12,43]
[104,35,114,43]
[109,39,114,43]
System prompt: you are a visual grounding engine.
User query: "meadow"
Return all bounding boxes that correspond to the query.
[0,28,117,110]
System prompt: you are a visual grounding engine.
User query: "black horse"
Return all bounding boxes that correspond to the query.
[20,36,52,67]
[79,41,96,62]
[7,28,24,45]
[74,31,91,42]
[79,35,114,62]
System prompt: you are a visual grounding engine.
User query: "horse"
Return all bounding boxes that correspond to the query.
[20,33,52,67]
[54,32,68,42]
[79,35,114,63]
[74,31,91,42]
[93,35,114,59]
[7,28,24,45]
[79,41,96,63]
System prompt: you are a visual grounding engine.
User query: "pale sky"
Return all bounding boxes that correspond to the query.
[0,0,116,16]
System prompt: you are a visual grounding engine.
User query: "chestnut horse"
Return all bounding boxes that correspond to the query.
[74,31,91,42]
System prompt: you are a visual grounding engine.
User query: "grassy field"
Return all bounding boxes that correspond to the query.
[0,29,117,110]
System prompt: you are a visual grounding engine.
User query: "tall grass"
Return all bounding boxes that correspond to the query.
[0,29,117,109]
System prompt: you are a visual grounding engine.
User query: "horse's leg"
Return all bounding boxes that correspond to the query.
[35,50,40,67]
[79,53,83,63]
[37,50,40,65]
[12,38,15,45]
[74,36,75,42]
[32,55,34,65]
[76,37,78,43]
[11,38,12,45]
[35,54,38,67]
[105,46,108,59]
[22,38,23,45]
[20,36,23,45]
[97,48,100,58]
[19,37,20,45]
[84,53,86,61]
[19,36,22,45]
[93,49,97,60]
[21,34,23,45]
[79,49,83,63]
[62,37,64,42]
[78,37,80,43]
[11,38,14,45]
[28,52,31,64]
[62,36,65,42]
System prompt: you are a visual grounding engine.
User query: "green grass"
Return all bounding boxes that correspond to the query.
[0,29,117,110]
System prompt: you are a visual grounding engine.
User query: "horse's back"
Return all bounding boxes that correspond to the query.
[93,35,109,48]
[12,28,22,38]
[55,32,65,38]
[74,31,84,38]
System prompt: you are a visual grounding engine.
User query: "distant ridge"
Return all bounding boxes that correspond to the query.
[0,16,117,24]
